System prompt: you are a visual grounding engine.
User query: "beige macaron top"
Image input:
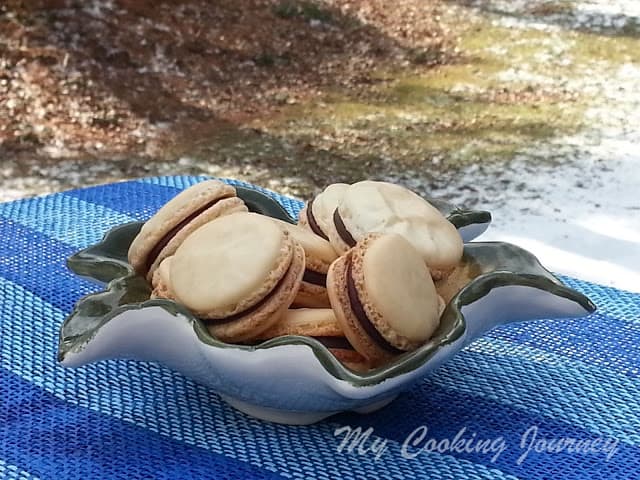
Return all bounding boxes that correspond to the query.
[354,233,441,346]
[257,308,343,339]
[271,219,337,270]
[128,180,245,277]
[310,183,349,237]
[336,181,463,269]
[169,212,293,318]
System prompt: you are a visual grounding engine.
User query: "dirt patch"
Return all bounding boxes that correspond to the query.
[0,0,451,167]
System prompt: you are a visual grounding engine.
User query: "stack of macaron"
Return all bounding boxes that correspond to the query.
[128,179,464,372]
[299,180,463,279]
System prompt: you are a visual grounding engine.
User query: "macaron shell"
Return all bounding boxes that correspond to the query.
[128,180,237,273]
[295,249,333,307]
[270,218,335,307]
[430,266,454,282]
[297,205,310,228]
[150,257,173,299]
[337,181,463,269]
[208,243,305,343]
[255,308,343,339]
[293,282,331,308]
[325,214,354,255]
[170,212,293,319]
[255,307,369,371]
[270,219,337,267]
[357,233,441,348]
[434,258,480,305]
[330,349,371,373]
[310,183,349,238]
[327,252,396,366]
[144,197,247,281]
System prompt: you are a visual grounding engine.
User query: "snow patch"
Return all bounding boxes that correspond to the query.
[447,61,640,292]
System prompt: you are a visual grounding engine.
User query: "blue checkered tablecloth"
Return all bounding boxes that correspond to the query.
[0,176,638,479]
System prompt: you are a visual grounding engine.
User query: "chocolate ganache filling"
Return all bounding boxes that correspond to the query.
[346,257,403,354]
[144,195,231,275]
[312,336,355,350]
[302,269,327,286]
[247,335,355,349]
[203,255,293,325]
[333,209,357,247]
[306,198,329,241]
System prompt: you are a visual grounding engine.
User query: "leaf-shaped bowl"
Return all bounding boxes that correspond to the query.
[58,187,594,424]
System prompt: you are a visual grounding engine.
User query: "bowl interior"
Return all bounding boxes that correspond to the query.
[60,186,594,386]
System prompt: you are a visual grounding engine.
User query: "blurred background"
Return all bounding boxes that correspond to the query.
[1,0,639,288]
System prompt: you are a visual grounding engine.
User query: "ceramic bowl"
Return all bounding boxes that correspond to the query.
[58,187,595,424]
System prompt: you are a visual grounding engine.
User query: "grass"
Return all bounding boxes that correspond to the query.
[256,15,589,171]
[569,30,640,64]
[272,1,333,23]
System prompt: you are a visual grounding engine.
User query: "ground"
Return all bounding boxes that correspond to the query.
[1,0,639,290]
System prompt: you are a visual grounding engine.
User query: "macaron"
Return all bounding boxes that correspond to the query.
[298,183,348,241]
[255,308,370,372]
[270,219,338,307]
[327,233,443,366]
[128,180,247,281]
[326,181,463,272]
[155,212,305,343]
[150,256,173,299]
